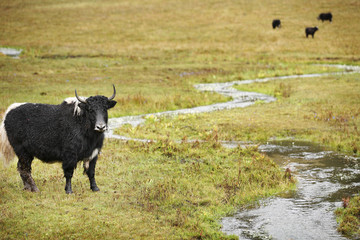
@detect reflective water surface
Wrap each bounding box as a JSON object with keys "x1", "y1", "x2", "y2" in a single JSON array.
[{"x1": 221, "y1": 141, "x2": 360, "y2": 240}]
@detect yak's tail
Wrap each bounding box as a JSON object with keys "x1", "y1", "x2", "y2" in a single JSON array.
[
  {"x1": 0, "y1": 104, "x2": 21, "y2": 166},
  {"x1": 0, "y1": 120, "x2": 15, "y2": 166}
]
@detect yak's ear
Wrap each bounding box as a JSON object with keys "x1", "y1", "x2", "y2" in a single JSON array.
[
  {"x1": 108, "y1": 100, "x2": 117, "y2": 109},
  {"x1": 78, "y1": 102, "x2": 87, "y2": 108},
  {"x1": 78, "y1": 102, "x2": 88, "y2": 111}
]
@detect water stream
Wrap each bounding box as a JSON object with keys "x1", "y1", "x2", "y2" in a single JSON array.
[
  {"x1": 104, "y1": 64, "x2": 360, "y2": 239},
  {"x1": 0, "y1": 47, "x2": 22, "y2": 58},
  {"x1": 107, "y1": 64, "x2": 360, "y2": 136},
  {"x1": 221, "y1": 140, "x2": 360, "y2": 240}
]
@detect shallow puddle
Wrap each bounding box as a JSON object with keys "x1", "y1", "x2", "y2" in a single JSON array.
[
  {"x1": 0, "y1": 47, "x2": 22, "y2": 58},
  {"x1": 221, "y1": 140, "x2": 360, "y2": 240}
]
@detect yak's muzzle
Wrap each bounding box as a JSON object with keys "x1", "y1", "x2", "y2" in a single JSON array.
[{"x1": 95, "y1": 123, "x2": 107, "y2": 132}]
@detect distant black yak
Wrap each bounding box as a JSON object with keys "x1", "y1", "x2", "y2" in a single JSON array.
[
  {"x1": 318, "y1": 12, "x2": 332, "y2": 22},
  {"x1": 305, "y1": 26, "x2": 318, "y2": 38},
  {"x1": 0, "y1": 86, "x2": 117, "y2": 194},
  {"x1": 272, "y1": 19, "x2": 281, "y2": 29}
]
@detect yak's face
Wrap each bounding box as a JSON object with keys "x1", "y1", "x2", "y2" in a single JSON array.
[
  {"x1": 81, "y1": 96, "x2": 117, "y2": 133},
  {"x1": 74, "y1": 85, "x2": 117, "y2": 133}
]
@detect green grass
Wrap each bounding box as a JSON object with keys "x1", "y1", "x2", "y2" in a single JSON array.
[
  {"x1": 0, "y1": 140, "x2": 293, "y2": 239},
  {"x1": 1, "y1": 0, "x2": 360, "y2": 239},
  {"x1": 233, "y1": 73, "x2": 360, "y2": 154},
  {"x1": 115, "y1": 73, "x2": 360, "y2": 155},
  {"x1": 335, "y1": 195, "x2": 360, "y2": 238}
]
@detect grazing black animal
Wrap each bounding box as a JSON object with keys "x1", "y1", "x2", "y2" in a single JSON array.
[
  {"x1": 272, "y1": 19, "x2": 281, "y2": 29},
  {"x1": 318, "y1": 12, "x2": 332, "y2": 22},
  {"x1": 305, "y1": 26, "x2": 318, "y2": 38},
  {"x1": 0, "y1": 85, "x2": 117, "y2": 194}
]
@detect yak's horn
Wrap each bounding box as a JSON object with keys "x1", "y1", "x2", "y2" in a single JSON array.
[
  {"x1": 109, "y1": 84, "x2": 116, "y2": 100},
  {"x1": 75, "y1": 89, "x2": 87, "y2": 104}
]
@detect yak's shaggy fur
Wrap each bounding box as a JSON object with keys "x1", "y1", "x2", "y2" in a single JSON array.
[
  {"x1": 272, "y1": 19, "x2": 281, "y2": 29},
  {"x1": 305, "y1": 26, "x2": 318, "y2": 38},
  {"x1": 318, "y1": 12, "x2": 332, "y2": 22},
  {"x1": 0, "y1": 87, "x2": 116, "y2": 194}
]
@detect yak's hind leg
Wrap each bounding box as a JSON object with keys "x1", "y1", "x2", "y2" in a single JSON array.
[
  {"x1": 84, "y1": 156, "x2": 100, "y2": 192},
  {"x1": 17, "y1": 156, "x2": 39, "y2": 192}
]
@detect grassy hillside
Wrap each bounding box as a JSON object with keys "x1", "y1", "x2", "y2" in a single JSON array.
[{"x1": 1, "y1": 0, "x2": 359, "y2": 239}]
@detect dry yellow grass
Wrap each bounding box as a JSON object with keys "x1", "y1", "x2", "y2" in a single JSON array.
[{"x1": 1, "y1": 0, "x2": 359, "y2": 60}]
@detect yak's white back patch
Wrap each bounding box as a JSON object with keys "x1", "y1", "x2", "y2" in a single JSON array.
[{"x1": 64, "y1": 97, "x2": 87, "y2": 116}]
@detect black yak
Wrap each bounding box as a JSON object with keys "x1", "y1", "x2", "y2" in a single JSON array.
[
  {"x1": 272, "y1": 19, "x2": 281, "y2": 29},
  {"x1": 0, "y1": 85, "x2": 117, "y2": 194},
  {"x1": 318, "y1": 12, "x2": 332, "y2": 22},
  {"x1": 305, "y1": 26, "x2": 318, "y2": 38}
]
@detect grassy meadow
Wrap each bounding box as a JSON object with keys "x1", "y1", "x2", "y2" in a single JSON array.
[
  {"x1": 1, "y1": 0, "x2": 360, "y2": 239},
  {"x1": 123, "y1": 73, "x2": 360, "y2": 155},
  {"x1": 336, "y1": 195, "x2": 360, "y2": 238}
]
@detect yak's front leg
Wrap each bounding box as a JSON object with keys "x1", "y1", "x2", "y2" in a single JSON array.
[
  {"x1": 62, "y1": 154, "x2": 77, "y2": 194},
  {"x1": 63, "y1": 165, "x2": 75, "y2": 194},
  {"x1": 85, "y1": 156, "x2": 100, "y2": 192}
]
